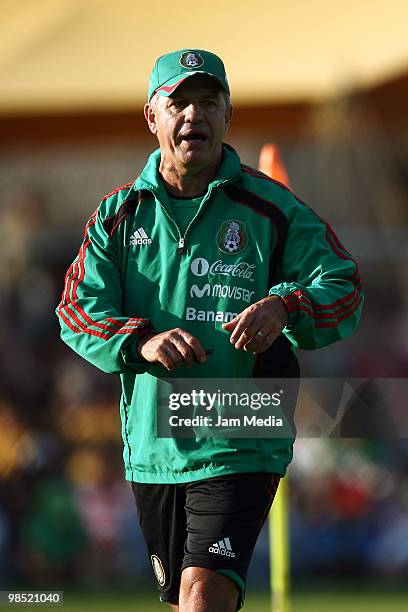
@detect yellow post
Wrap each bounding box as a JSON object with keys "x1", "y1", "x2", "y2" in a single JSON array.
[
  {"x1": 269, "y1": 478, "x2": 290, "y2": 612},
  {"x1": 258, "y1": 143, "x2": 291, "y2": 612}
]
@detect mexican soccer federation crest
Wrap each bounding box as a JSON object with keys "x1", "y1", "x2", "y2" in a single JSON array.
[
  {"x1": 216, "y1": 220, "x2": 248, "y2": 255},
  {"x1": 179, "y1": 51, "x2": 204, "y2": 69},
  {"x1": 151, "y1": 555, "x2": 166, "y2": 586}
]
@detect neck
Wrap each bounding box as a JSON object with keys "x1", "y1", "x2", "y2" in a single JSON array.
[{"x1": 159, "y1": 153, "x2": 222, "y2": 197}]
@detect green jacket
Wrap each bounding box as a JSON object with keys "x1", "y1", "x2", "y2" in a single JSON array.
[{"x1": 56, "y1": 144, "x2": 363, "y2": 483}]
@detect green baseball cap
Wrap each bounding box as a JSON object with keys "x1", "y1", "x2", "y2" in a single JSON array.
[{"x1": 148, "y1": 49, "x2": 230, "y2": 102}]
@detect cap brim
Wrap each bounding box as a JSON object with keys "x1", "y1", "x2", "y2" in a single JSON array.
[{"x1": 154, "y1": 71, "x2": 227, "y2": 98}]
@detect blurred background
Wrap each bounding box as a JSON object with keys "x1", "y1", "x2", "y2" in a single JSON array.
[{"x1": 1, "y1": 1, "x2": 408, "y2": 609}]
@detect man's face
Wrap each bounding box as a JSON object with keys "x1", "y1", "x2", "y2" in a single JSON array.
[{"x1": 144, "y1": 75, "x2": 232, "y2": 173}]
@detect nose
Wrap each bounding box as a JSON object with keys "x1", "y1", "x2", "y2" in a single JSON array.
[{"x1": 184, "y1": 102, "x2": 203, "y2": 122}]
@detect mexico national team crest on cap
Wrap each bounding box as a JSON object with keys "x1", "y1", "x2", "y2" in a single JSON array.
[
  {"x1": 217, "y1": 220, "x2": 248, "y2": 255},
  {"x1": 148, "y1": 48, "x2": 230, "y2": 101},
  {"x1": 179, "y1": 51, "x2": 204, "y2": 69}
]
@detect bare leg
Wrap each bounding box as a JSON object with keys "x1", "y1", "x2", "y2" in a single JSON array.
[{"x1": 179, "y1": 567, "x2": 239, "y2": 612}]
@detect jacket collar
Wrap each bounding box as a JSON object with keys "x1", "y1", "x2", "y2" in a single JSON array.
[{"x1": 133, "y1": 143, "x2": 242, "y2": 197}]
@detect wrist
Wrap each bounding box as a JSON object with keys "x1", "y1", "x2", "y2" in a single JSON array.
[
  {"x1": 136, "y1": 332, "x2": 156, "y2": 358},
  {"x1": 267, "y1": 294, "x2": 289, "y2": 327}
]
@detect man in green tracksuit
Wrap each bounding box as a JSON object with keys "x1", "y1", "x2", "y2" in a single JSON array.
[{"x1": 57, "y1": 49, "x2": 363, "y2": 611}]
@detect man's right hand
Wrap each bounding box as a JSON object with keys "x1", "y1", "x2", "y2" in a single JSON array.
[{"x1": 137, "y1": 328, "x2": 207, "y2": 371}]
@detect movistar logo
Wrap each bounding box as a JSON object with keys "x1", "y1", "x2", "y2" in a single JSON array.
[
  {"x1": 190, "y1": 284, "x2": 211, "y2": 298},
  {"x1": 190, "y1": 283, "x2": 255, "y2": 303}
]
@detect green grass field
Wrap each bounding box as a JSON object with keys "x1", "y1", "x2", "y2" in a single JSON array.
[{"x1": 1, "y1": 585, "x2": 407, "y2": 611}]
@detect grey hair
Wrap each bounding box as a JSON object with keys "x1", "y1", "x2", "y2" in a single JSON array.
[
  {"x1": 149, "y1": 92, "x2": 159, "y2": 111},
  {"x1": 223, "y1": 92, "x2": 232, "y2": 111}
]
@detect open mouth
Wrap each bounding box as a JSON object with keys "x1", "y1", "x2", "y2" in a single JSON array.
[{"x1": 180, "y1": 132, "x2": 208, "y2": 143}]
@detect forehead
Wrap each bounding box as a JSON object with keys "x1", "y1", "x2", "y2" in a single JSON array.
[{"x1": 168, "y1": 74, "x2": 223, "y2": 99}]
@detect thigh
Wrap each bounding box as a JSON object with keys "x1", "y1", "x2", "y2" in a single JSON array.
[
  {"x1": 131, "y1": 482, "x2": 187, "y2": 605},
  {"x1": 182, "y1": 472, "x2": 280, "y2": 608}
]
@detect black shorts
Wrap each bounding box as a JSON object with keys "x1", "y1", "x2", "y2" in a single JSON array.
[{"x1": 131, "y1": 472, "x2": 280, "y2": 609}]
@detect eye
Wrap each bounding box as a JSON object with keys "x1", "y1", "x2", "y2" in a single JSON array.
[
  {"x1": 172, "y1": 99, "x2": 186, "y2": 110},
  {"x1": 202, "y1": 98, "x2": 217, "y2": 110}
]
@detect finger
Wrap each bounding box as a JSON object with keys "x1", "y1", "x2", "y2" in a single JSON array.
[
  {"x1": 156, "y1": 348, "x2": 174, "y2": 371},
  {"x1": 251, "y1": 329, "x2": 280, "y2": 354},
  {"x1": 172, "y1": 338, "x2": 196, "y2": 367},
  {"x1": 158, "y1": 345, "x2": 184, "y2": 371},
  {"x1": 243, "y1": 329, "x2": 267, "y2": 352},
  {"x1": 229, "y1": 312, "x2": 255, "y2": 345},
  {"x1": 177, "y1": 330, "x2": 207, "y2": 364},
  {"x1": 222, "y1": 315, "x2": 241, "y2": 330},
  {"x1": 233, "y1": 318, "x2": 261, "y2": 350}
]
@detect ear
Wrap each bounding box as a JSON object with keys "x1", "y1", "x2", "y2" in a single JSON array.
[{"x1": 144, "y1": 102, "x2": 157, "y2": 135}]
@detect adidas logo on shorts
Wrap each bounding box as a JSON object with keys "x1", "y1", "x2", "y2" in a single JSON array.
[{"x1": 208, "y1": 537, "x2": 236, "y2": 558}]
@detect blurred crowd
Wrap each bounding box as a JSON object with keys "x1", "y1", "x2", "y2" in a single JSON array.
[{"x1": 0, "y1": 136, "x2": 407, "y2": 590}]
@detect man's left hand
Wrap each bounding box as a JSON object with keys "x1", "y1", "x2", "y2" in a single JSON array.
[{"x1": 222, "y1": 295, "x2": 288, "y2": 354}]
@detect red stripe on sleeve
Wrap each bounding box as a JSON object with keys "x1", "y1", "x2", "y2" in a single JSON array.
[
  {"x1": 285, "y1": 291, "x2": 362, "y2": 320},
  {"x1": 101, "y1": 182, "x2": 133, "y2": 202},
  {"x1": 60, "y1": 212, "x2": 150, "y2": 340},
  {"x1": 284, "y1": 283, "x2": 362, "y2": 313},
  {"x1": 57, "y1": 308, "x2": 111, "y2": 340},
  {"x1": 315, "y1": 296, "x2": 363, "y2": 328}
]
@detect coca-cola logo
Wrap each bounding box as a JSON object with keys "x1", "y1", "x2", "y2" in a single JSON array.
[{"x1": 190, "y1": 258, "x2": 255, "y2": 283}]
